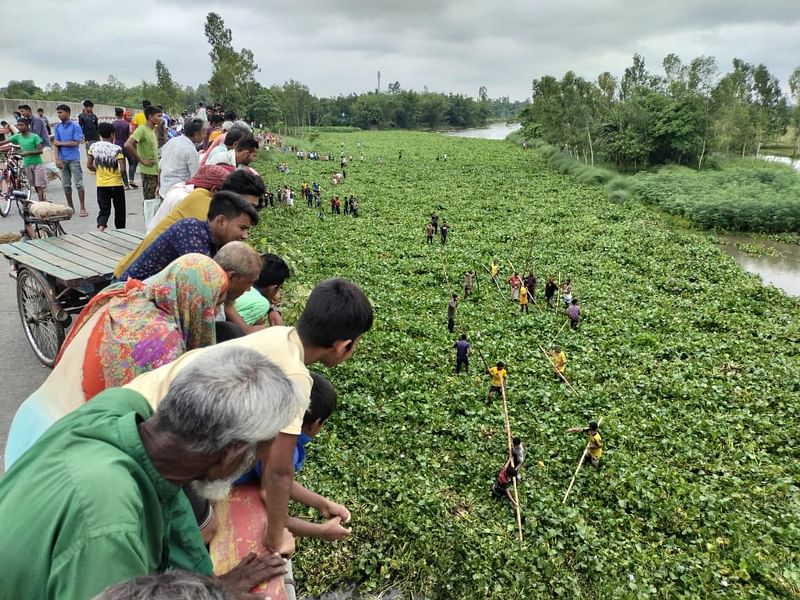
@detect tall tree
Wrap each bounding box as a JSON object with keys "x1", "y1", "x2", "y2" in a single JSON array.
[{"x1": 204, "y1": 12, "x2": 258, "y2": 113}]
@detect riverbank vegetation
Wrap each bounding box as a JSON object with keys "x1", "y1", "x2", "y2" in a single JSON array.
[
  {"x1": 250, "y1": 131, "x2": 799, "y2": 598},
  {"x1": 520, "y1": 54, "x2": 800, "y2": 171}
]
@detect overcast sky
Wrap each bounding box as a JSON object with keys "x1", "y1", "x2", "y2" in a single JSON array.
[{"x1": 6, "y1": 1, "x2": 800, "y2": 100}]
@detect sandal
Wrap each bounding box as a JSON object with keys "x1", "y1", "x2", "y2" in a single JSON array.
[
  {"x1": 129, "y1": 182, "x2": 139, "y2": 189},
  {"x1": 79, "y1": 210, "x2": 89, "y2": 217}
]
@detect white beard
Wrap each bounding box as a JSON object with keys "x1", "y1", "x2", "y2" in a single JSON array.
[{"x1": 191, "y1": 446, "x2": 258, "y2": 501}]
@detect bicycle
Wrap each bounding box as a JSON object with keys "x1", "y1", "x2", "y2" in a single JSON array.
[{"x1": 0, "y1": 152, "x2": 29, "y2": 217}]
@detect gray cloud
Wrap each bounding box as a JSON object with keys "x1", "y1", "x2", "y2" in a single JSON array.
[{"x1": 4, "y1": 0, "x2": 799, "y2": 100}]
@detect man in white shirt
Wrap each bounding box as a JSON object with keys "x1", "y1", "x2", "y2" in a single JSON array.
[
  {"x1": 158, "y1": 119, "x2": 203, "y2": 196},
  {"x1": 194, "y1": 102, "x2": 208, "y2": 123}
]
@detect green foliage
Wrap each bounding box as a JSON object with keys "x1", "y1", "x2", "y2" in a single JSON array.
[
  {"x1": 203, "y1": 12, "x2": 259, "y2": 114},
  {"x1": 522, "y1": 54, "x2": 796, "y2": 171},
  {"x1": 631, "y1": 162, "x2": 800, "y2": 232},
  {"x1": 250, "y1": 131, "x2": 800, "y2": 598}
]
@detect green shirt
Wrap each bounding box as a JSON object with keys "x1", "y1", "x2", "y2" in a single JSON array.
[
  {"x1": 8, "y1": 132, "x2": 44, "y2": 166},
  {"x1": 132, "y1": 124, "x2": 159, "y2": 175},
  {"x1": 234, "y1": 286, "x2": 271, "y2": 326},
  {"x1": 0, "y1": 388, "x2": 212, "y2": 600}
]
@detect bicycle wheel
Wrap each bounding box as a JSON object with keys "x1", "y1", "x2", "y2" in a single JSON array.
[
  {"x1": 0, "y1": 175, "x2": 11, "y2": 217},
  {"x1": 16, "y1": 267, "x2": 65, "y2": 367},
  {"x1": 35, "y1": 224, "x2": 55, "y2": 239}
]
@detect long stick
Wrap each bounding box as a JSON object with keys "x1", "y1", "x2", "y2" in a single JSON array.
[
  {"x1": 563, "y1": 417, "x2": 603, "y2": 504},
  {"x1": 507, "y1": 258, "x2": 516, "y2": 273},
  {"x1": 439, "y1": 250, "x2": 452, "y2": 292},
  {"x1": 550, "y1": 319, "x2": 569, "y2": 345},
  {"x1": 538, "y1": 345, "x2": 578, "y2": 394},
  {"x1": 481, "y1": 264, "x2": 503, "y2": 295},
  {"x1": 500, "y1": 382, "x2": 524, "y2": 546}
]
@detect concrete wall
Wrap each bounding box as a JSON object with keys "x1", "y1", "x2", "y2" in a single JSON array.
[{"x1": 0, "y1": 98, "x2": 133, "y2": 124}]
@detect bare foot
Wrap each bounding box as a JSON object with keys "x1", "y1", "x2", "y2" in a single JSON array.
[{"x1": 79, "y1": 210, "x2": 88, "y2": 217}]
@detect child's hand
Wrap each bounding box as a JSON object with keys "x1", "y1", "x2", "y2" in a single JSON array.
[
  {"x1": 320, "y1": 516, "x2": 352, "y2": 541},
  {"x1": 322, "y1": 500, "x2": 351, "y2": 524}
]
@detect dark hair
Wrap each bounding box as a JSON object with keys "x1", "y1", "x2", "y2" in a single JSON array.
[
  {"x1": 296, "y1": 278, "x2": 373, "y2": 348},
  {"x1": 183, "y1": 119, "x2": 204, "y2": 138},
  {"x1": 497, "y1": 362, "x2": 505, "y2": 368},
  {"x1": 505, "y1": 466, "x2": 518, "y2": 477},
  {"x1": 83, "y1": 100, "x2": 94, "y2": 107},
  {"x1": 56, "y1": 104, "x2": 70, "y2": 113},
  {"x1": 209, "y1": 114, "x2": 224, "y2": 125},
  {"x1": 224, "y1": 111, "x2": 237, "y2": 121},
  {"x1": 144, "y1": 105, "x2": 161, "y2": 118},
  {"x1": 303, "y1": 372, "x2": 337, "y2": 427},
  {"x1": 16, "y1": 117, "x2": 30, "y2": 125},
  {"x1": 98, "y1": 122, "x2": 115, "y2": 138},
  {"x1": 588, "y1": 421, "x2": 598, "y2": 431},
  {"x1": 224, "y1": 129, "x2": 245, "y2": 146},
  {"x1": 115, "y1": 107, "x2": 124, "y2": 117},
  {"x1": 36, "y1": 107, "x2": 44, "y2": 113},
  {"x1": 236, "y1": 137, "x2": 259, "y2": 152},
  {"x1": 17, "y1": 104, "x2": 31, "y2": 111},
  {"x1": 460, "y1": 333, "x2": 467, "y2": 340},
  {"x1": 198, "y1": 102, "x2": 205, "y2": 107},
  {"x1": 256, "y1": 254, "x2": 290, "y2": 288},
  {"x1": 512, "y1": 437, "x2": 521, "y2": 446},
  {"x1": 207, "y1": 191, "x2": 259, "y2": 226},
  {"x1": 220, "y1": 170, "x2": 266, "y2": 198},
  {"x1": 571, "y1": 298, "x2": 578, "y2": 304},
  {"x1": 142, "y1": 100, "x2": 152, "y2": 108}
]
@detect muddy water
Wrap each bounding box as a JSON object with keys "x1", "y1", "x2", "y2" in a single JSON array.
[
  {"x1": 719, "y1": 235, "x2": 800, "y2": 296},
  {"x1": 443, "y1": 122, "x2": 521, "y2": 139}
]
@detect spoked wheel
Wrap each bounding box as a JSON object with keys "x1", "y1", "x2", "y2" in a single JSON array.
[
  {"x1": 0, "y1": 176, "x2": 11, "y2": 217},
  {"x1": 16, "y1": 267, "x2": 65, "y2": 367},
  {"x1": 35, "y1": 224, "x2": 55, "y2": 239}
]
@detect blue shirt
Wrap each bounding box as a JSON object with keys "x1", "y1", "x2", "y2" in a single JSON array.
[
  {"x1": 454, "y1": 340, "x2": 470, "y2": 360},
  {"x1": 120, "y1": 219, "x2": 216, "y2": 282},
  {"x1": 54, "y1": 120, "x2": 83, "y2": 161},
  {"x1": 234, "y1": 432, "x2": 312, "y2": 486}
]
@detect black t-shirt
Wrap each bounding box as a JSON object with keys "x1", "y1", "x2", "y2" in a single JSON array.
[
  {"x1": 78, "y1": 112, "x2": 99, "y2": 141},
  {"x1": 545, "y1": 281, "x2": 557, "y2": 297}
]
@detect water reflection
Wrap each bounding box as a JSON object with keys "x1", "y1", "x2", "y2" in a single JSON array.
[
  {"x1": 443, "y1": 122, "x2": 521, "y2": 140},
  {"x1": 719, "y1": 235, "x2": 800, "y2": 296}
]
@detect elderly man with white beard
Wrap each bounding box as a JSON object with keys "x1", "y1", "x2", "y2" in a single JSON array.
[{"x1": 0, "y1": 345, "x2": 305, "y2": 600}]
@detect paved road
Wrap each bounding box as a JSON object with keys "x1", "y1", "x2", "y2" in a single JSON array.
[{"x1": 0, "y1": 152, "x2": 146, "y2": 470}]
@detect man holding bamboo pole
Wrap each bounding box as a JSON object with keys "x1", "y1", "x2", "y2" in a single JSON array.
[{"x1": 566, "y1": 421, "x2": 603, "y2": 470}]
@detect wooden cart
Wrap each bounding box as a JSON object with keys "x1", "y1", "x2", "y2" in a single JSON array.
[{"x1": 0, "y1": 229, "x2": 144, "y2": 367}]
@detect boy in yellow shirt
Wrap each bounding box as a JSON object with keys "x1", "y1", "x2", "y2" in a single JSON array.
[
  {"x1": 486, "y1": 361, "x2": 507, "y2": 404},
  {"x1": 567, "y1": 421, "x2": 603, "y2": 470},
  {"x1": 551, "y1": 344, "x2": 567, "y2": 381}
]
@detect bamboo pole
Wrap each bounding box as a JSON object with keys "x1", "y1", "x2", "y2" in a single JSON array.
[
  {"x1": 538, "y1": 345, "x2": 578, "y2": 394},
  {"x1": 500, "y1": 382, "x2": 524, "y2": 546},
  {"x1": 481, "y1": 264, "x2": 503, "y2": 295},
  {"x1": 550, "y1": 319, "x2": 570, "y2": 345},
  {"x1": 439, "y1": 250, "x2": 452, "y2": 292},
  {"x1": 562, "y1": 417, "x2": 603, "y2": 504}
]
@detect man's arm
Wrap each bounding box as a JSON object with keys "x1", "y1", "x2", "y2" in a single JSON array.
[
  {"x1": 186, "y1": 146, "x2": 200, "y2": 178},
  {"x1": 87, "y1": 152, "x2": 96, "y2": 172},
  {"x1": 287, "y1": 515, "x2": 351, "y2": 541},
  {"x1": 290, "y1": 480, "x2": 351, "y2": 522},
  {"x1": 259, "y1": 433, "x2": 297, "y2": 554},
  {"x1": 224, "y1": 304, "x2": 264, "y2": 335},
  {"x1": 124, "y1": 135, "x2": 142, "y2": 163}
]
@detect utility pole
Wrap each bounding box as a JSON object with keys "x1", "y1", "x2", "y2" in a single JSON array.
[{"x1": 377, "y1": 70, "x2": 381, "y2": 93}]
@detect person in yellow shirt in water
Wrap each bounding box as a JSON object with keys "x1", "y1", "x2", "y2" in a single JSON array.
[
  {"x1": 486, "y1": 361, "x2": 507, "y2": 404},
  {"x1": 567, "y1": 421, "x2": 603, "y2": 470},
  {"x1": 489, "y1": 259, "x2": 499, "y2": 283},
  {"x1": 519, "y1": 284, "x2": 529, "y2": 313},
  {"x1": 551, "y1": 344, "x2": 567, "y2": 381}
]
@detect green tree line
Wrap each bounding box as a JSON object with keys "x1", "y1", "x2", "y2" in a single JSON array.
[{"x1": 520, "y1": 54, "x2": 800, "y2": 171}]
